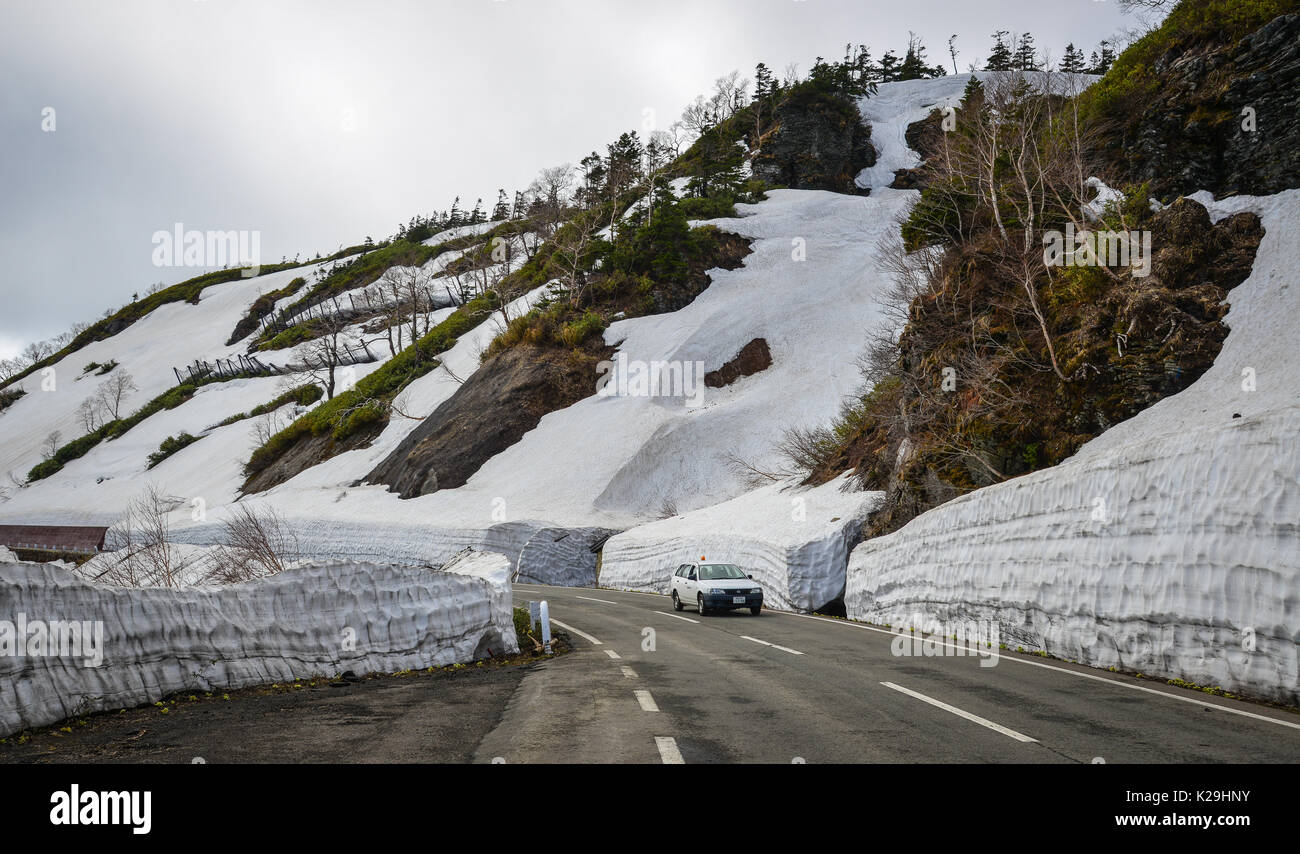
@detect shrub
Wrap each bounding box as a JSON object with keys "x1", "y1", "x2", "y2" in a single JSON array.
[{"x1": 147, "y1": 432, "x2": 200, "y2": 469}]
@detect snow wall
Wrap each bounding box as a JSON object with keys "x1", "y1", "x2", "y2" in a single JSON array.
[
  {"x1": 599, "y1": 476, "x2": 880, "y2": 612},
  {"x1": 0, "y1": 556, "x2": 517, "y2": 736},
  {"x1": 846, "y1": 191, "x2": 1300, "y2": 705}
]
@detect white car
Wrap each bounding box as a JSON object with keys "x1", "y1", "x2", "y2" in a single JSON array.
[{"x1": 670, "y1": 562, "x2": 763, "y2": 616}]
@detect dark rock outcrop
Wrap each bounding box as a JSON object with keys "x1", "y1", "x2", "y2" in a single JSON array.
[
  {"x1": 366, "y1": 343, "x2": 613, "y2": 498},
  {"x1": 1101, "y1": 12, "x2": 1300, "y2": 198},
  {"x1": 751, "y1": 89, "x2": 876, "y2": 193},
  {"x1": 704, "y1": 338, "x2": 772, "y2": 388},
  {"x1": 890, "y1": 108, "x2": 947, "y2": 189}
]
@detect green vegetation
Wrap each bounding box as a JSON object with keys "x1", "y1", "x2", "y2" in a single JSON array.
[
  {"x1": 212, "y1": 383, "x2": 324, "y2": 428},
  {"x1": 1081, "y1": 0, "x2": 1298, "y2": 124},
  {"x1": 226, "y1": 276, "x2": 308, "y2": 345},
  {"x1": 146, "y1": 432, "x2": 200, "y2": 469},
  {"x1": 485, "y1": 187, "x2": 752, "y2": 360},
  {"x1": 243, "y1": 295, "x2": 497, "y2": 479},
  {"x1": 0, "y1": 387, "x2": 24, "y2": 412}
]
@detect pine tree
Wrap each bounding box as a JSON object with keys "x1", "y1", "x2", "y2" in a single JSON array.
[
  {"x1": 1012, "y1": 33, "x2": 1039, "y2": 71},
  {"x1": 1093, "y1": 40, "x2": 1117, "y2": 74},
  {"x1": 491, "y1": 189, "x2": 510, "y2": 221},
  {"x1": 985, "y1": 31, "x2": 1013, "y2": 71},
  {"x1": 469, "y1": 198, "x2": 484, "y2": 224},
  {"x1": 878, "y1": 50, "x2": 900, "y2": 83},
  {"x1": 754, "y1": 62, "x2": 773, "y2": 103},
  {"x1": 899, "y1": 33, "x2": 936, "y2": 81},
  {"x1": 1060, "y1": 43, "x2": 1086, "y2": 74}
]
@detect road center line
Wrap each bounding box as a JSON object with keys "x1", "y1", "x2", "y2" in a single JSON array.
[
  {"x1": 881, "y1": 681, "x2": 1038, "y2": 743},
  {"x1": 655, "y1": 736, "x2": 685, "y2": 764},
  {"x1": 621, "y1": 666, "x2": 637, "y2": 678},
  {"x1": 575, "y1": 595, "x2": 618, "y2": 605},
  {"x1": 635, "y1": 690, "x2": 660, "y2": 712},
  {"x1": 550, "y1": 618, "x2": 603, "y2": 646},
  {"x1": 604, "y1": 649, "x2": 621, "y2": 659},
  {"x1": 655, "y1": 611, "x2": 700, "y2": 623},
  {"x1": 740, "y1": 635, "x2": 804, "y2": 655}
]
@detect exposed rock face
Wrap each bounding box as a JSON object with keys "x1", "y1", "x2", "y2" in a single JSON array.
[
  {"x1": 705, "y1": 337, "x2": 772, "y2": 388},
  {"x1": 889, "y1": 108, "x2": 946, "y2": 189},
  {"x1": 751, "y1": 89, "x2": 876, "y2": 193},
  {"x1": 1104, "y1": 13, "x2": 1300, "y2": 197},
  {"x1": 367, "y1": 343, "x2": 612, "y2": 498}
]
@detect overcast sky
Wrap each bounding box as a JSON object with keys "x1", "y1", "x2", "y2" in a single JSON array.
[{"x1": 0, "y1": 0, "x2": 1149, "y2": 360}]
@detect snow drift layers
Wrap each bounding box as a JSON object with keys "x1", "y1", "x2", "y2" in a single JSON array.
[
  {"x1": 599, "y1": 476, "x2": 880, "y2": 612},
  {"x1": 0, "y1": 557, "x2": 517, "y2": 736},
  {"x1": 171, "y1": 517, "x2": 614, "y2": 588},
  {"x1": 845, "y1": 407, "x2": 1300, "y2": 705}
]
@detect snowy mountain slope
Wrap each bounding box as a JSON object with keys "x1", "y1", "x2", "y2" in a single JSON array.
[
  {"x1": 1, "y1": 74, "x2": 979, "y2": 590},
  {"x1": 846, "y1": 188, "x2": 1300, "y2": 702},
  {"x1": 0, "y1": 263, "x2": 324, "y2": 495}
]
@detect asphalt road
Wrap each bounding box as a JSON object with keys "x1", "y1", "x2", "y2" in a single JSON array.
[{"x1": 479, "y1": 583, "x2": 1300, "y2": 764}]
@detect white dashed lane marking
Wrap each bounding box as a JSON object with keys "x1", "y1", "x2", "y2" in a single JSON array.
[
  {"x1": 740, "y1": 635, "x2": 804, "y2": 655},
  {"x1": 881, "y1": 681, "x2": 1038, "y2": 743},
  {"x1": 655, "y1": 736, "x2": 685, "y2": 764},
  {"x1": 655, "y1": 611, "x2": 700, "y2": 624},
  {"x1": 635, "y1": 690, "x2": 660, "y2": 712},
  {"x1": 551, "y1": 619, "x2": 602, "y2": 646}
]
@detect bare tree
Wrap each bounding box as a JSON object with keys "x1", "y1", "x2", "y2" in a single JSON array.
[
  {"x1": 90, "y1": 484, "x2": 194, "y2": 588},
  {"x1": 77, "y1": 397, "x2": 105, "y2": 433},
  {"x1": 203, "y1": 504, "x2": 300, "y2": 584},
  {"x1": 300, "y1": 313, "x2": 350, "y2": 400},
  {"x1": 549, "y1": 215, "x2": 603, "y2": 308},
  {"x1": 41, "y1": 430, "x2": 62, "y2": 460},
  {"x1": 96, "y1": 370, "x2": 137, "y2": 420}
]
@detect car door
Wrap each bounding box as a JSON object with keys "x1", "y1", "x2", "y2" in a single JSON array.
[
  {"x1": 671, "y1": 565, "x2": 687, "y2": 597},
  {"x1": 684, "y1": 564, "x2": 698, "y2": 599}
]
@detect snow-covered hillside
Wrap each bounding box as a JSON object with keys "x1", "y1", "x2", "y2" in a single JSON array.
[{"x1": 6, "y1": 68, "x2": 1295, "y2": 704}]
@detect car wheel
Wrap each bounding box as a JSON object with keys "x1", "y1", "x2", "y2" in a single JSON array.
[
  {"x1": 697, "y1": 593, "x2": 708, "y2": 616},
  {"x1": 672, "y1": 591, "x2": 683, "y2": 611},
  {"x1": 750, "y1": 606, "x2": 761, "y2": 616}
]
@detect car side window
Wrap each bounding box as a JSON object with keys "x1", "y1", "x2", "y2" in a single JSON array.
[{"x1": 687, "y1": 566, "x2": 697, "y2": 580}]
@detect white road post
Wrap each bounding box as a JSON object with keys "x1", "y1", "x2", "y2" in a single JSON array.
[{"x1": 539, "y1": 600, "x2": 552, "y2": 653}]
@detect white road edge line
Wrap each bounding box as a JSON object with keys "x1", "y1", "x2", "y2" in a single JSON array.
[
  {"x1": 575, "y1": 595, "x2": 618, "y2": 605},
  {"x1": 881, "y1": 681, "x2": 1038, "y2": 743},
  {"x1": 550, "y1": 618, "x2": 603, "y2": 646},
  {"x1": 604, "y1": 649, "x2": 621, "y2": 659},
  {"x1": 656, "y1": 611, "x2": 700, "y2": 623},
  {"x1": 785, "y1": 613, "x2": 1300, "y2": 731},
  {"x1": 635, "y1": 690, "x2": 660, "y2": 712},
  {"x1": 621, "y1": 666, "x2": 637, "y2": 678},
  {"x1": 655, "y1": 736, "x2": 685, "y2": 764},
  {"x1": 740, "y1": 635, "x2": 804, "y2": 655}
]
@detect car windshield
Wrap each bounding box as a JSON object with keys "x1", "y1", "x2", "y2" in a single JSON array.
[{"x1": 699, "y1": 564, "x2": 746, "y2": 580}]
